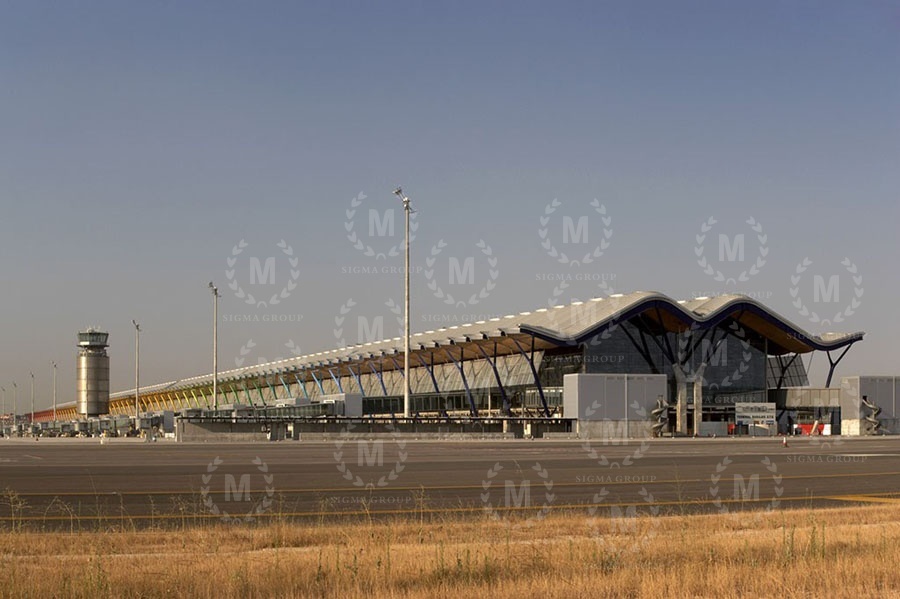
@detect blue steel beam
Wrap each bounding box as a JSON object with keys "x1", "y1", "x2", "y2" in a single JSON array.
[
  {"x1": 510, "y1": 336, "x2": 550, "y2": 417},
  {"x1": 327, "y1": 367, "x2": 344, "y2": 394},
  {"x1": 309, "y1": 369, "x2": 325, "y2": 395},
  {"x1": 347, "y1": 364, "x2": 365, "y2": 395},
  {"x1": 294, "y1": 373, "x2": 309, "y2": 399},
  {"x1": 475, "y1": 342, "x2": 510, "y2": 415},
  {"x1": 444, "y1": 346, "x2": 478, "y2": 417},
  {"x1": 278, "y1": 373, "x2": 291, "y2": 398},
  {"x1": 388, "y1": 355, "x2": 404, "y2": 375},
  {"x1": 416, "y1": 353, "x2": 440, "y2": 393},
  {"x1": 369, "y1": 362, "x2": 388, "y2": 396}
]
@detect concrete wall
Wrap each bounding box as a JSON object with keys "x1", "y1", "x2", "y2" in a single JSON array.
[
  {"x1": 563, "y1": 373, "x2": 666, "y2": 439},
  {"x1": 177, "y1": 420, "x2": 286, "y2": 442},
  {"x1": 699, "y1": 421, "x2": 729, "y2": 436},
  {"x1": 842, "y1": 376, "x2": 900, "y2": 420}
]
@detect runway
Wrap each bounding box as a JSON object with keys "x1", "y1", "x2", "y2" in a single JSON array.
[{"x1": 1, "y1": 436, "x2": 899, "y2": 527}]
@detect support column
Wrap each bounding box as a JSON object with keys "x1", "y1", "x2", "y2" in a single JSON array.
[
  {"x1": 692, "y1": 365, "x2": 706, "y2": 436},
  {"x1": 674, "y1": 365, "x2": 688, "y2": 435}
]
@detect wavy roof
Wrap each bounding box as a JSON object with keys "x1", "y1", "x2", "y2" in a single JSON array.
[
  {"x1": 518, "y1": 291, "x2": 863, "y2": 353},
  {"x1": 109, "y1": 291, "x2": 862, "y2": 399}
]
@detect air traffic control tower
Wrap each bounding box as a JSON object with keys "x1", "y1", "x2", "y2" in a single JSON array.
[{"x1": 76, "y1": 328, "x2": 110, "y2": 417}]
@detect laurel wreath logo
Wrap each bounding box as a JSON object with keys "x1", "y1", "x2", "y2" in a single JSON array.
[
  {"x1": 234, "y1": 339, "x2": 305, "y2": 369},
  {"x1": 695, "y1": 217, "x2": 768, "y2": 284},
  {"x1": 200, "y1": 456, "x2": 275, "y2": 524},
  {"x1": 581, "y1": 400, "x2": 652, "y2": 467},
  {"x1": 805, "y1": 379, "x2": 851, "y2": 449},
  {"x1": 789, "y1": 258, "x2": 863, "y2": 326},
  {"x1": 586, "y1": 486, "x2": 660, "y2": 554},
  {"x1": 333, "y1": 298, "x2": 404, "y2": 348},
  {"x1": 345, "y1": 191, "x2": 419, "y2": 259},
  {"x1": 538, "y1": 199, "x2": 612, "y2": 266},
  {"x1": 709, "y1": 456, "x2": 783, "y2": 524},
  {"x1": 333, "y1": 421, "x2": 408, "y2": 489},
  {"x1": 676, "y1": 321, "x2": 752, "y2": 390},
  {"x1": 233, "y1": 339, "x2": 257, "y2": 368},
  {"x1": 424, "y1": 240, "x2": 499, "y2": 308},
  {"x1": 480, "y1": 462, "x2": 555, "y2": 524},
  {"x1": 285, "y1": 339, "x2": 303, "y2": 356},
  {"x1": 225, "y1": 239, "x2": 300, "y2": 308}
]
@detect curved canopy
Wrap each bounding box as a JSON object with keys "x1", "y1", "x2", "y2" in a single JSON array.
[
  {"x1": 109, "y1": 291, "x2": 863, "y2": 400},
  {"x1": 519, "y1": 291, "x2": 863, "y2": 355}
]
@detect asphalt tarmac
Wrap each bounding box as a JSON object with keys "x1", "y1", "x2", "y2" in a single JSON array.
[{"x1": 1, "y1": 436, "x2": 899, "y2": 527}]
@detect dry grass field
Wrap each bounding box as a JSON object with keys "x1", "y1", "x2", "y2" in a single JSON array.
[{"x1": 1, "y1": 504, "x2": 900, "y2": 598}]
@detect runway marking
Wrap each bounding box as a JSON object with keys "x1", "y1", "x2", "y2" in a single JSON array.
[
  {"x1": 828, "y1": 494, "x2": 900, "y2": 504},
  {"x1": 6, "y1": 468, "x2": 900, "y2": 497},
  {"x1": 0, "y1": 493, "x2": 889, "y2": 522}
]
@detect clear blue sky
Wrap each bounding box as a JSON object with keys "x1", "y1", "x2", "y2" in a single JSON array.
[{"x1": 1, "y1": 1, "x2": 897, "y2": 408}]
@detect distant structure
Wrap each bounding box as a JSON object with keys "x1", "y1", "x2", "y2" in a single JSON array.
[{"x1": 76, "y1": 328, "x2": 109, "y2": 417}]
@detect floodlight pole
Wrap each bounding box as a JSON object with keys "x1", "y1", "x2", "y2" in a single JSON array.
[
  {"x1": 1, "y1": 387, "x2": 5, "y2": 428},
  {"x1": 132, "y1": 321, "x2": 141, "y2": 424},
  {"x1": 51, "y1": 362, "x2": 57, "y2": 425},
  {"x1": 209, "y1": 283, "x2": 220, "y2": 411},
  {"x1": 393, "y1": 187, "x2": 412, "y2": 418},
  {"x1": 30, "y1": 372, "x2": 34, "y2": 428},
  {"x1": 12, "y1": 382, "x2": 17, "y2": 428}
]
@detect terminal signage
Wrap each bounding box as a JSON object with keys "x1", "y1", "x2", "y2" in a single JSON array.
[{"x1": 734, "y1": 402, "x2": 776, "y2": 425}]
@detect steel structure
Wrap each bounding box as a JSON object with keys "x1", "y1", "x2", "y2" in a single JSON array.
[{"x1": 32, "y1": 293, "x2": 863, "y2": 424}]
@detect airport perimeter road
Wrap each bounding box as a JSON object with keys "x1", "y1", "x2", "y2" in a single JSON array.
[{"x1": 1, "y1": 437, "x2": 899, "y2": 527}]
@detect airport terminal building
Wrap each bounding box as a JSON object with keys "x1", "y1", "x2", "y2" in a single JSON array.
[{"x1": 26, "y1": 291, "x2": 890, "y2": 439}]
